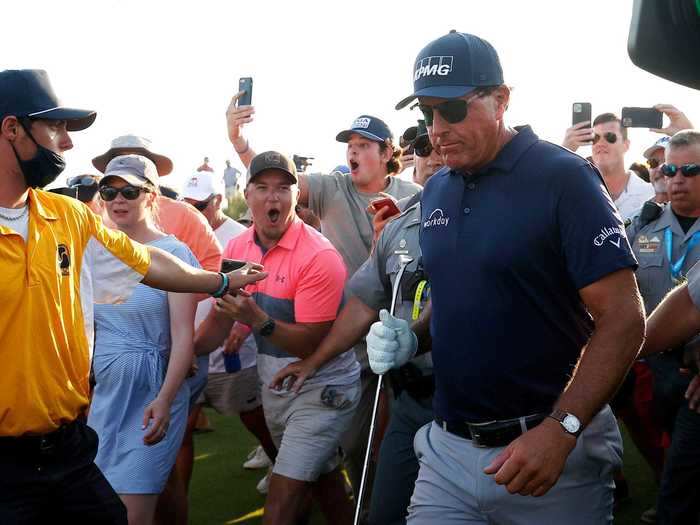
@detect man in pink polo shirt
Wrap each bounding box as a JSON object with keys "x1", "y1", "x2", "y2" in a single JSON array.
[{"x1": 196, "y1": 151, "x2": 360, "y2": 525}]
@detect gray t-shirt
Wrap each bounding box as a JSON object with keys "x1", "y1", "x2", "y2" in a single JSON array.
[{"x1": 305, "y1": 171, "x2": 421, "y2": 277}]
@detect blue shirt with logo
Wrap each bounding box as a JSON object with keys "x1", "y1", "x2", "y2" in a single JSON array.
[{"x1": 420, "y1": 126, "x2": 637, "y2": 423}]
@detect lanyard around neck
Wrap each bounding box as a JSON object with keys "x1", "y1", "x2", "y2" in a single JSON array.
[{"x1": 665, "y1": 227, "x2": 700, "y2": 281}]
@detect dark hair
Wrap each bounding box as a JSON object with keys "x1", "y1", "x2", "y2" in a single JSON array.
[
  {"x1": 629, "y1": 162, "x2": 650, "y2": 183},
  {"x1": 379, "y1": 140, "x2": 403, "y2": 175},
  {"x1": 593, "y1": 113, "x2": 628, "y2": 140}
]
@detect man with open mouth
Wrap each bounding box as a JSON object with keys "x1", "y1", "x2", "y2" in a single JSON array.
[
  {"x1": 195, "y1": 151, "x2": 360, "y2": 525},
  {"x1": 226, "y1": 96, "x2": 421, "y2": 497}
]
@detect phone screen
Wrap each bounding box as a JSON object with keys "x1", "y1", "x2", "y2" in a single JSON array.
[{"x1": 238, "y1": 77, "x2": 253, "y2": 106}]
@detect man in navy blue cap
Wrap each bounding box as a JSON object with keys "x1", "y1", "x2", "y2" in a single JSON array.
[
  {"x1": 226, "y1": 100, "x2": 420, "y2": 495},
  {"x1": 0, "y1": 70, "x2": 266, "y2": 524},
  {"x1": 367, "y1": 31, "x2": 646, "y2": 523}
]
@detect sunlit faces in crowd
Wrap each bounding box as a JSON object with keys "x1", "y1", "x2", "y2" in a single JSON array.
[
  {"x1": 100, "y1": 176, "x2": 157, "y2": 229},
  {"x1": 664, "y1": 141, "x2": 700, "y2": 216},
  {"x1": 591, "y1": 120, "x2": 629, "y2": 172},
  {"x1": 245, "y1": 170, "x2": 298, "y2": 244},
  {"x1": 346, "y1": 134, "x2": 393, "y2": 186}
]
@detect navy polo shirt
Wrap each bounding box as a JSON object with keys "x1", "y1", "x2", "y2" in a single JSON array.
[{"x1": 421, "y1": 125, "x2": 637, "y2": 423}]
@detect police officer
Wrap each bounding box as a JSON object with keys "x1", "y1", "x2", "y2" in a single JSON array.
[
  {"x1": 634, "y1": 130, "x2": 700, "y2": 525},
  {"x1": 271, "y1": 123, "x2": 442, "y2": 524},
  {"x1": 367, "y1": 32, "x2": 645, "y2": 524}
]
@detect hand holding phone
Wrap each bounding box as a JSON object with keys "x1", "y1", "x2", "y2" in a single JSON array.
[
  {"x1": 371, "y1": 197, "x2": 401, "y2": 218},
  {"x1": 621, "y1": 107, "x2": 663, "y2": 129},
  {"x1": 237, "y1": 77, "x2": 253, "y2": 107}
]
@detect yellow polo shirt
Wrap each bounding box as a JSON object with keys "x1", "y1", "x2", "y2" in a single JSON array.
[{"x1": 0, "y1": 189, "x2": 151, "y2": 436}]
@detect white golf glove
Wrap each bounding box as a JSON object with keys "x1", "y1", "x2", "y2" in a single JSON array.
[{"x1": 367, "y1": 309, "x2": 418, "y2": 375}]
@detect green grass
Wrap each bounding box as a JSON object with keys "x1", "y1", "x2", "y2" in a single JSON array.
[{"x1": 190, "y1": 410, "x2": 656, "y2": 524}]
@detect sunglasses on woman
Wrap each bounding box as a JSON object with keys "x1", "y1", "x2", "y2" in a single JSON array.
[
  {"x1": 592, "y1": 132, "x2": 618, "y2": 145},
  {"x1": 191, "y1": 196, "x2": 214, "y2": 211},
  {"x1": 646, "y1": 158, "x2": 661, "y2": 169},
  {"x1": 661, "y1": 163, "x2": 700, "y2": 178},
  {"x1": 99, "y1": 185, "x2": 151, "y2": 201}
]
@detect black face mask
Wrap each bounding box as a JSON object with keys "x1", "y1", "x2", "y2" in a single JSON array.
[{"x1": 11, "y1": 120, "x2": 66, "y2": 188}]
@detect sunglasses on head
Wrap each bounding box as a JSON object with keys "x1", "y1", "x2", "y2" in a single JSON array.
[
  {"x1": 99, "y1": 185, "x2": 151, "y2": 201},
  {"x1": 647, "y1": 158, "x2": 662, "y2": 169},
  {"x1": 661, "y1": 163, "x2": 700, "y2": 178},
  {"x1": 592, "y1": 132, "x2": 618, "y2": 145},
  {"x1": 67, "y1": 175, "x2": 99, "y2": 188}
]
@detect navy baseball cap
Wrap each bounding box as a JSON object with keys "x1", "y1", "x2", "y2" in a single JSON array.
[
  {"x1": 395, "y1": 31, "x2": 503, "y2": 110},
  {"x1": 336, "y1": 115, "x2": 393, "y2": 143},
  {"x1": 0, "y1": 69, "x2": 96, "y2": 131}
]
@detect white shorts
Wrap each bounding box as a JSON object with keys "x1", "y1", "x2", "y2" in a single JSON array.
[{"x1": 262, "y1": 381, "x2": 360, "y2": 482}]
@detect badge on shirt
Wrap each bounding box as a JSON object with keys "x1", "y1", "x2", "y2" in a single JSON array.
[
  {"x1": 57, "y1": 244, "x2": 71, "y2": 276},
  {"x1": 637, "y1": 235, "x2": 661, "y2": 254}
]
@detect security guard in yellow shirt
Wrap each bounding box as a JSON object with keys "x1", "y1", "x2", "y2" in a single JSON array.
[{"x1": 0, "y1": 70, "x2": 266, "y2": 525}]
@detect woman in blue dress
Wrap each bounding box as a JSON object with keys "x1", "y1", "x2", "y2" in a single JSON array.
[{"x1": 88, "y1": 154, "x2": 198, "y2": 525}]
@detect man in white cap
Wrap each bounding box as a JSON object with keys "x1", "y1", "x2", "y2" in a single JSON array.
[{"x1": 182, "y1": 170, "x2": 277, "y2": 494}]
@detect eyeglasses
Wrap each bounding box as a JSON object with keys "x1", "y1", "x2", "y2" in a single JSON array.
[
  {"x1": 418, "y1": 91, "x2": 485, "y2": 127},
  {"x1": 191, "y1": 196, "x2": 213, "y2": 211},
  {"x1": 592, "y1": 132, "x2": 618, "y2": 145},
  {"x1": 99, "y1": 185, "x2": 151, "y2": 201},
  {"x1": 661, "y1": 163, "x2": 700, "y2": 178},
  {"x1": 414, "y1": 139, "x2": 433, "y2": 158},
  {"x1": 647, "y1": 158, "x2": 661, "y2": 169},
  {"x1": 67, "y1": 175, "x2": 99, "y2": 188}
]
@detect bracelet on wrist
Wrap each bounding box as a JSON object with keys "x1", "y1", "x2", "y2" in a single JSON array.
[
  {"x1": 211, "y1": 272, "x2": 229, "y2": 298},
  {"x1": 234, "y1": 139, "x2": 249, "y2": 155}
]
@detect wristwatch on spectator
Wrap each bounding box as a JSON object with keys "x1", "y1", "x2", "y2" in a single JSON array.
[
  {"x1": 548, "y1": 409, "x2": 583, "y2": 437},
  {"x1": 255, "y1": 317, "x2": 276, "y2": 337}
]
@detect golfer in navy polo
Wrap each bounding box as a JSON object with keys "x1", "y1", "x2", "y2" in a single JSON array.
[{"x1": 367, "y1": 31, "x2": 645, "y2": 524}]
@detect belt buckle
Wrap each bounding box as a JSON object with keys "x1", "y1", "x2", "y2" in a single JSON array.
[
  {"x1": 38, "y1": 437, "x2": 55, "y2": 455},
  {"x1": 467, "y1": 420, "x2": 497, "y2": 448}
]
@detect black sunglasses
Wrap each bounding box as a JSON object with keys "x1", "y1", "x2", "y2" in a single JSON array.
[
  {"x1": 592, "y1": 132, "x2": 618, "y2": 145},
  {"x1": 647, "y1": 158, "x2": 661, "y2": 169},
  {"x1": 418, "y1": 99, "x2": 469, "y2": 127},
  {"x1": 99, "y1": 185, "x2": 151, "y2": 201},
  {"x1": 414, "y1": 139, "x2": 433, "y2": 158},
  {"x1": 661, "y1": 163, "x2": 700, "y2": 178},
  {"x1": 191, "y1": 196, "x2": 214, "y2": 211}
]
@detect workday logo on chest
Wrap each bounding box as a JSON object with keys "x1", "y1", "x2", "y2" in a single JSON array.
[{"x1": 423, "y1": 208, "x2": 450, "y2": 229}]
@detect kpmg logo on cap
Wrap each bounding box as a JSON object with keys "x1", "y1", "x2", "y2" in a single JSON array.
[
  {"x1": 352, "y1": 117, "x2": 371, "y2": 129},
  {"x1": 264, "y1": 152, "x2": 281, "y2": 164},
  {"x1": 414, "y1": 56, "x2": 454, "y2": 81}
]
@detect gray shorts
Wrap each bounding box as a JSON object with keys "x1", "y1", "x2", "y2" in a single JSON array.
[
  {"x1": 262, "y1": 381, "x2": 360, "y2": 482},
  {"x1": 408, "y1": 405, "x2": 622, "y2": 524},
  {"x1": 196, "y1": 367, "x2": 261, "y2": 416}
]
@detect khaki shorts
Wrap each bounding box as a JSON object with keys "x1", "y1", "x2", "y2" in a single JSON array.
[
  {"x1": 262, "y1": 381, "x2": 360, "y2": 482},
  {"x1": 196, "y1": 366, "x2": 262, "y2": 416}
]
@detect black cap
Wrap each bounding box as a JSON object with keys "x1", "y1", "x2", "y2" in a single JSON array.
[
  {"x1": 0, "y1": 69, "x2": 96, "y2": 131},
  {"x1": 248, "y1": 151, "x2": 298, "y2": 184}
]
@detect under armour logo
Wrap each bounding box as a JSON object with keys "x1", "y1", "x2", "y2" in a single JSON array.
[{"x1": 275, "y1": 275, "x2": 286, "y2": 283}]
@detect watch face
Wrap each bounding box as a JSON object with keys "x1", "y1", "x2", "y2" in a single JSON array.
[{"x1": 562, "y1": 414, "x2": 581, "y2": 433}]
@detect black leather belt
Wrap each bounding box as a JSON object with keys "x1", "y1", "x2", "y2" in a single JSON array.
[
  {"x1": 435, "y1": 414, "x2": 546, "y2": 448},
  {"x1": 0, "y1": 420, "x2": 77, "y2": 456}
]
